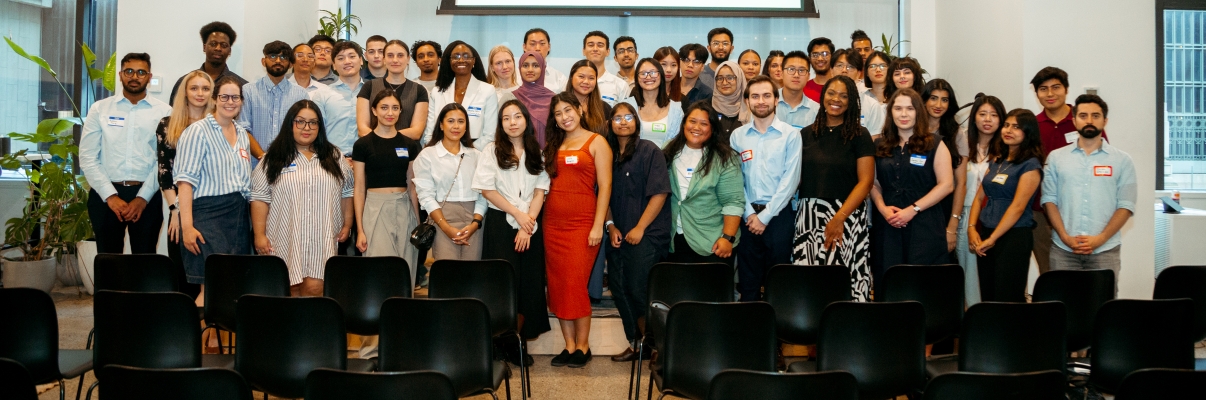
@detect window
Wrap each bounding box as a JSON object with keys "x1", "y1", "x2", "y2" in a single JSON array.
[{"x1": 1159, "y1": 2, "x2": 1206, "y2": 190}]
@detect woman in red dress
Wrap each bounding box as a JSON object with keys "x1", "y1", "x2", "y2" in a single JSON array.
[{"x1": 542, "y1": 92, "x2": 613, "y2": 368}]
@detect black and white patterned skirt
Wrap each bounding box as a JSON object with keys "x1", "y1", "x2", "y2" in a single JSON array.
[{"x1": 792, "y1": 197, "x2": 873, "y2": 302}]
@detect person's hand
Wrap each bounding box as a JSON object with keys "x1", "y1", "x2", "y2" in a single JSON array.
[
  {"x1": 879, "y1": 205, "x2": 901, "y2": 220},
  {"x1": 712, "y1": 237, "x2": 734, "y2": 258},
  {"x1": 356, "y1": 231, "x2": 369, "y2": 253},
  {"x1": 441, "y1": 224, "x2": 460, "y2": 242},
  {"x1": 886, "y1": 206, "x2": 917, "y2": 227},
  {"x1": 336, "y1": 225, "x2": 351, "y2": 243},
  {"x1": 608, "y1": 225, "x2": 623, "y2": 248},
  {"x1": 588, "y1": 225, "x2": 604, "y2": 247},
  {"x1": 106, "y1": 196, "x2": 129, "y2": 222},
  {"x1": 1073, "y1": 235, "x2": 1106, "y2": 255},
  {"x1": 513, "y1": 212, "x2": 536, "y2": 234},
  {"x1": 167, "y1": 210, "x2": 180, "y2": 243},
  {"x1": 624, "y1": 226, "x2": 646, "y2": 245},
  {"x1": 945, "y1": 227, "x2": 957, "y2": 252},
  {"x1": 1059, "y1": 233, "x2": 1079, "y2": 250},
  {"x1": 182, "y1": 225, "x2": 205, "y2": 255},
  {"x1": 124, "y1": 197, "x2": 148, "y2": 222},
  {"x1": 975, "y1": 236, "x2": 996, "y2": 256},
  {"x1": 823, "y1": 215, "x2": 846, "y2": 251},
  {"x1": 454, "y1": 223, "x2": 480, "y2": 246},
  {"x1": 746, "y1": 214, "x2": 767, "y2": 235},
  {"x1": 254, "y1": 234, "x2": 273, "y2": 255},
  {"x1": 968, "y1": 229, "x2": 983, "y2": 255},
  {"x1": 514, "y1": 229, "x2": 532, "y2": 252}
]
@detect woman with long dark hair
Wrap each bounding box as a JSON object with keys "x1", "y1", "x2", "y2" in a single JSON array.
[
  {"x1": 921, "y1": 79, "x2": 969, "y2": 256},
  {"x1": 663, "y1": 101, "x2": 744, "y2": 265},
  {"x1": 542, "y1": 92, "x2": 612, "y2": 368},
  {"x1": 251, "y1": 99, "x2": 352, "y2": 297},
  {"x1": 883, "y1": 57, "x2": 926, "y2": 102},
  {"x1": 423, "y1": 40, "x2": 498, "y2": 148},
  {"x1": 603, "y1": 102, "x2": 671, "y2": 362},
  {"x1": 625, "y1": 58, "x2": 683, "y2": 147},
  {"x1": 956, "y1": 94, "x2": 1005, "y2": 306},
  {"x1": 762, "y1": 50, "x2": 785, "y2": 89},
  {"x1": 471, "y1": 99, "x2": 553, "y2": 347},
  {"x1": 968, "y1": 109, "x2": 1044, "y2": 303},
  {"x1": 869, "y1": 88, "x2": 954, "y2": 287},
  {"x1": 414, "y1": 103, "x2": 488, "y2": 261},
  {"x1": 793, "y1": 76, "x2": 876, "y2": 301},
  {"x1": 653, "y1": 47, "x2": 683, "y2": 102},
  {"x1": 565, "y1": 59, "x2": 611, "y2": 133}
]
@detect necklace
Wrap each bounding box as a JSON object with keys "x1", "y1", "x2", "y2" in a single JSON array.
[{"x1": 384, "y1": 79, "x2": 404, "y2": 92}]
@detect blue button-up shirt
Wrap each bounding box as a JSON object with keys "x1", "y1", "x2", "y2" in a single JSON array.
[
  {"x1": 239, "y1": 76, "x2": 310, "y2": 145},
  {"x1": 1040, "y1": 140, "x2": 1137, "y2": 253},
  {"x1": 776, "y1": 88, "x2": 820, "y2": 130},
  {"x1": 308, "y1": 78, "x2": 363, "y2": 156},
  {"x1": 79, "y1": 95, "x2": 171, "y2": 200},
  {"x1": 729, "y1": 118, "x2": 802, "y2": 225},
  {"x1": 174, "y1": 114, "x2": 252, "y2": 199}
]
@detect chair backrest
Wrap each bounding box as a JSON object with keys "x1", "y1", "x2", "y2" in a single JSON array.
[
  {"x1": 661, "y1": 302, "x2": 777, "y2": 400},
  {"x1": 323, "y1": 256, "x2": 412, "y2": 335},
  {"x1": 304, "y1": 369, "x2": 457, "y2": 400},
  {"x1": 816, "y1": 301, "x2": 926, "y2": 399},
  {"x1": 1031, "y1": 269, "x2": 1115, "y2": 352},
  {"x1": 93, "y1": 290, "x2": 202, "y2": 381},
  {"x1": 959, "y1": 302, "x2": 1067, "y2": 375},
  {"x1": 648, "y1": 262, "x2": 734, "y2": 310},
  {"x1": 99, "y1": 365, "x2": 253, "y2": 400},
  {"x1": 1088, "y1": 298, "x2": 1195, "y2": 394},
  {"x1": 378, "y1": 298, "x2": 493, "y2": 399},
  {"x1": 0, "y1": 358, "x2": 37, "y2": 400},
  {"x1": 235, "y1": 295, "x2": 347, "y2": 399},
  {"x1": 921, "y1": 371, "x2": 1066, "y2": 400},
  {"x1": 762, "y1": 264, "x2": 852, "y2": 346},
  {"x1": 427, "y1": 259, "x2": 517, "y2": 337},
  {"x1": 0, "y1": 288, "x2": 60, "y2": 384},
  {"x1": 706, "y1": 370, "x2": 857, "y2": 400},
  {"x1": 1114, "y1": 368, "x2": 1206, "y2": 400},
  {"x1": 94, "y1": 253, "x2": 179, "y2": 293},
  {"x1": 878, "y1": 264, "x2": 965, "y2": 344},
  {"x1": 204, "y1": 255, "x2": 291, "y2": 332},
  {"x1": 1153, "y1": 265, "x2": 1206, "y2": 342}
]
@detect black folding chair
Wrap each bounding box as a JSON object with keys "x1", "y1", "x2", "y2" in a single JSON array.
[
  {"x1": 203, "y1": 254, "x2": 291, "y2": 354},
  {"x1": 86, "y1": 253, "x2": 180, "y2": 350},
  {"x1": 921, "y1": 371, "x2": 1066, "y2": 400},
  {"x1": 1087, "y1": 299, "x2": 1195, "y2": 395},
  {"x1": 304, "y1": 369, "x2": 457, "y2": 400},
  {"x1": 651, "y1": 302, "x2": 777, "y2": 400},
  {"x1": 0, "y1": 358, "x2": 37, "y2": 400},
  {"x1": 707, "y1": 369, "x2": 858, "y2": 400},
  {"x1": 925, "y1": 301, "x2": 1066, "y2": 378},
  {"x1": 99, "y1": 365, "x2": 252, "y2": 400},
  {"x1": 1114, "y1": 367, "x2": 1206, "y2": 400},
  {"x1": 878, "y1": 264, "x2": 965, "y2": 345},
  {"x1": 0, "y1": 288, "x2": 92, "y2": 400},
  {"x1": 323, "y1": 256, "x2": 412, "y2": 357}
]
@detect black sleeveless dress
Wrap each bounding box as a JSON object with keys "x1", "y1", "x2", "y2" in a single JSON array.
[{"x1": 870, "y1": 136, "x2": 949, "y2": 290}]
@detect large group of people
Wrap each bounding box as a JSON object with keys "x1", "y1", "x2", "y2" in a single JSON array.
[{"x1": 79, "y1": 21, "x2": 1138, "y2": 368}]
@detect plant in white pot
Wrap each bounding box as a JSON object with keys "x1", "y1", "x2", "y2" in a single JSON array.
[{"x1": 1, "y1": 36, "x2": 110, "y2": 293}]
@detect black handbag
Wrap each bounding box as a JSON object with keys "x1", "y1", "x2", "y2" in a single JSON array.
[{"x1": 410, "y1": 154, "x2": 466, "y2": 250}]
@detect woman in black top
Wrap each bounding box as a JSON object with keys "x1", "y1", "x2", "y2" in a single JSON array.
[
  {"x1": 603, "y1": 102, "x2": 671, "y2": 362},
  {"x1": 869, "y1": 88, "x2": 954, "y2": 288},
  {"x1": 355, "y1": 39, "x2": 430, "y2": 140},
  {"x1": 792, "y1": 75, "x2": 876, "y2": 301},
  {"x1": 157, "y1": 70, "x2": 213, "y2": 300}
]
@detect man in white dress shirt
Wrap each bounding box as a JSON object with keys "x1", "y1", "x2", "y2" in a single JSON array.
[
  {"x1": 524, "y1": 28, "x2": 567, "y2": 93},
  {"x1": 582, "y1": 31, "x2": 628, "y2": 105}
]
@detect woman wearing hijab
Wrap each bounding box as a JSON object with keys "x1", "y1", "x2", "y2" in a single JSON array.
[
  {"x1": 711, "y1": 60, "x2": 750, "y2": 142},
  {"x1": 500, "y1": 51, "x2": 556, "y2": 148}
]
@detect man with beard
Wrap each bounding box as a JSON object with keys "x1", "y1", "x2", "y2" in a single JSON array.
[
  {"x1": 308, "y1": 34, "x2": 339, "y2": 85},
  {"x1": 776, "y1": 51, "x2": 819, "y2": 129},
  {"x1": 290, "y1": 43, "x2": 328, "y2": 92},
  {"x1": 170, "y1": 21, "x2": 247, "y2": 105},
  {"x1": 240, "y1": 41, "x2": 310, "y2": 146},
  {"x1": 678, "y1": 43, "x2": 713, "y2": 112},
  {"x1": 80, "y1": 53, "x2": 171, "y2": 254},
  {"x1": 1041, "y1": 95, "x2": 1134, "y2": 294},
  {"x1": 582, "y1": 31, "x2": 627, "y2": 105},
  {"x1": 729, "y1": 76, "x2": 802, "y2": 302},
  {"x1": 613, "y1": 36, "x2": 638, "y2": 88},
  {"x1": 413, "y1": 40, "x2": 442, "y2": 91},
  {"x1": 803, "y1": 37, "x2": 835, "y2": 103},
  {"x1": 700, "y1": 27, "x2": 733, "y2": 90}
]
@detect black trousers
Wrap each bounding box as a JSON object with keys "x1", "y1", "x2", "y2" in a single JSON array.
[
  {"x1": 977, "y1": 226, "x2": 1033, "y2": 302},
  {"x1": 87, "y1": 186, "x2": 163, "y2": 254},
  {"x1": 736, "y1": 206, "x2": 794, "y2": 302},
  {"x1": 666, "y1": 234, "x2": 735, "y2": 267},
  {"x1": 607, "y1": 235, "x2": 667, "y2": 342}
]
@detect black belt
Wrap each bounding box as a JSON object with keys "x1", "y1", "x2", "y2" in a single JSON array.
[
  {"x1": 751, "y1": 203, "x2": 767, "y2": 213},
  {"x1": 113, "y1": 181, "x2": 142, "y2": 186}
]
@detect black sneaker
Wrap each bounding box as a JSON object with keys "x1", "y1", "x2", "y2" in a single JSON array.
[
  {"x1": 568, "y1": 349, "x2": 592, "y2": 368},
  {"x1": 550, "y1": 349, "x2": 571, "y2": 367}
]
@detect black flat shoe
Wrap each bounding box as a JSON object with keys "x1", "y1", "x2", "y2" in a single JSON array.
[
  {"x1": 568, "y1": 349, "x2": 592, "y2": 368},
  {"x1": 550, "y1": 349, "x2": 571, "y2": 367}
]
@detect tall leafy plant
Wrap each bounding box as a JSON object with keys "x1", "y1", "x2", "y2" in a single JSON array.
[
  {"x1": 2, "y1": 36, "x2": 114, "y2": 261},
  {"x1": 317, "y1": 8, "x2": 362, "y2": 39},
  {"x1": 875, "y1": 33, "x2": 928, "y2": 76}
]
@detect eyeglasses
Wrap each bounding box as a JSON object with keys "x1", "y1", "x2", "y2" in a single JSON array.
[
  {"x1": 205, "y1": 41, "x2": 230, "y2": 50},
  {"x1": 616, "y1": 48, "x2": 636, "y2": 55},
  {"x1": 296, "y1": 53, "x2": 315, "y2": 60},
  {"x1": 783, "y1": 67, "x2": 808, "y2": 76},
  {"x1": 868, "y1": 63, "x2": 888, "y2": 71},
  {"x1": 450, "y1": 53, "x2": 475, "y2": 61},
  {"x1": 681, "y1": 58, "x2": 704, "y2": 66},
  {"x1": 638, "y1": 70, "x2": 659, "y2": 78},
  {"x1": 266, "y1": 54, "x2": 289, "y2": 61},
  {"x1": 810, "y1": 51, "x2": 830, "y2": 59},
  {"x1": 612, "y1": 114, "x2": 634, "y2": 123},
  {"x1": 216, "y1": 94, "x2": 242, "y2": 103},
  {"x1": 312, "y1": 47, "x2": 333, "y2": 55},
  {"x1": 716, "y1": 75, "x2": 738, "y2": 83},
  {"x1": 293, "y1": 118, "x2": 319, "y2": 130},
  {"x1": 833, "y1": 63, "x2": 855, "y2": 72},
  {"x1": 710, "y1": 41, "x2": 732, "y2": 47},
  {"x1": 120, "y1": 68, "x2": 149, "y2": 78}
]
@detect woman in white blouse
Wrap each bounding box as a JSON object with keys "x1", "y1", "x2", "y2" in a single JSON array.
[
  {"x1": 624, "y1": 58, "x2": 683, "y2": 148},
  {"x1": 472, "y1": 99, "x2": 553, "y2": 344},
  {"x1": 423, "y1": 40, "x2": 499, "y2": 150},
  {"x1": 487, "y1": 45, "x2": 519, "y2": 100},
  {"x1": 413, "y1": 103, "x2": 488, "y2": 261}
]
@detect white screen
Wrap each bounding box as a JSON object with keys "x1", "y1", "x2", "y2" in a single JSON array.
[{"x1": 455, "y1": 0, "x2": 800, "y2": 8}]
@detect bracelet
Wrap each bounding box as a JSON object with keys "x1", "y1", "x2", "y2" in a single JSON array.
[
  {"x1": 946, "y1": 230, "x2": 956, "y2": 235},
  {"x1": 952, "y1": 214, "x2": 961, "y2": 220}
]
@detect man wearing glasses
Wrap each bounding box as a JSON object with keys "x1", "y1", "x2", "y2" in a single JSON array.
[
  {"x1": 803, "y1": 37, "x2": 836, "y2": 103},
  {"x1": 240, "y1": 41, "x2": 310, "y2": 147},
  {"x1": 170, "y1": 21, "x2": 247, "y2": 105},
  {"x1": 290, "y1": 43, "x2": 328, "y2": 93},
  {"x1": 613, "y1": 36, "x2": 639, "y2": 88},
  {"x1": 80, "y1": 53, "x2": 171, "y2": 254},
  {"x1": 678, "y1": 43, "x2": 713, "y2": 112},
  {"x1": 308, "y1": 34, "x2": 339, "y2": 85},
  {"x1": 700, "y1": 27, "x2": 733, "y2": 90},
  {"x1": 307, "y1": 41, "x2": 365, "y2": 158},
  {"x1": 775, "y1": 51, "x2": 819, "y2": 129}
]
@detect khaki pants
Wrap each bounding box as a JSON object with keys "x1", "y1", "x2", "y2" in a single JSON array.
[
  {"x1": 430, "y1": 201, "x2": 483, "y2": 261},
  {"x1": 359, "y1": 191, "x2": 420, "y2": 359}
]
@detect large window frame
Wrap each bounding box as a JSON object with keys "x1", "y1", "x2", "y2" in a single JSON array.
[{"x1": 1156, "y1": 0, "x2": 1206, "y2": 191}]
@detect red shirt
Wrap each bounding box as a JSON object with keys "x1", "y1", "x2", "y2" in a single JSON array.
[
  {"x1": 1037, "y1": 104, "x2": 1107, "y2": 155},
  {"x1": 804, "y1": 80, "x2": 823, "y2": 104}
]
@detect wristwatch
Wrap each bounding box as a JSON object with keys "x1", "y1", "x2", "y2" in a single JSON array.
[
  {"x1": 168, "y1": 203, "x2": 178, "y2": 211},
  {"x1": 719, "y1": 233, "x2": 736, "y2": 243},
  {"x1": 470, "y1": 218, "x2": 483, "y2": 228},
  {"x1": 911, "y1": 204, "x2": 922, "y2": 213}
]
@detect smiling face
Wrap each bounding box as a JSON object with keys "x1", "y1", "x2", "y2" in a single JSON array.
[
  {"x1": 553, "y1": 100, "x2": 582, "y2": 132},
  {"x1": 683, "y1": 109, "x2": 713, "y2": 149},
  {"x1": 782, "y1": 56, "x2": 809, "y2": 91},
  {"x1": 893, "y1": 68, "x2": 914, "y2": 90},
  {"x1": 809, "y1": 45, "x2": 831, "y2": 75},
  {"x1": 185, "y1": 75, "x2": 212, "y2": 109},
  {"x1": 293, "y1": 45, "x2": 315, "y2": 74},
  {"x1": 441, "y1": 109, "x2": 468, "y2": 142},
  {"x1": 637, "y1": 61, "x2": 661, "y2": 92},
  {"x1": 293, "y1": 108, "x2": 320, "y2": 147},
  {"x1": 214, "y1": 82, "x2": 242, "y2": 120},
  {"x1": 891, "y1": 95, "x2": 917, "y2": 131},
  {"x1": 738, "y1": 52, "x2": 761, "y2": 80},
  {"x1": 365, "y1": 40, "x2": 386, "y2": 70},
  {"x1": 501, "y1": 104, "x2": 528, "y2": 138},
  {"x1": 659, "y1": 56, "x2": 679, "y2": 83},
  {"x1": 746, "y1": 81, "x2": 776, "y2": 119},
  {"x1": 383, "y1": 43, "x2": 409, "y2": 76},
  {"x1": 583, "y1": 35, "x2": 609, "y2": 66},
  {"x1": 611, "y1": 107, "x2": 636, "y2": 138},
  {"x1": 1001, "y1": 116, "x2": 1023, "y2": 147},
  {"x1": 449, "y1": 44, "x2": 475, "y2": 77},
  {"x1": 925, "y1": 89, "x2": 950, "y2": 120},
  {"x1": 571, "y1": 65, "x2": 597, "y2": 97},
  {"x1": 373, "y1": 96, "x2": 401, "y2": 128},
  {"x1": 715, "y1": 65, "x2": 738, "y2": 96},
  {"x1": 975, "y1": 103, "x2": 1000, "y2": 135},
  {"x1": 1034, "y1": 78, "x2": 1068, "y2": 112},
  {"x1": 334, "y1": 48, "x2": 362, "y2": 78},
  {"x1": 492, "y1": 51, "x2": 514, "y2": 81},
  {"x1": 823, "y1": 80, "x2": 850, "y2": 119},
  {"x1": 519, "y1": 56, "x2": 541, "y2": 83},
  {"x1": 615, "y1": 41, "x2": 637, "y2": 69},
  {"x1": 415, "y1": 44, "x2": 439, "y2": 74}
]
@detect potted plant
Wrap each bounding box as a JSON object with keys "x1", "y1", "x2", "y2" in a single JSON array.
[
  {"x1": 317, "y1": 7, "x2": 362, "y2": 39},
  {"x1": 1, "y1": 36, "x2": 112, "y2": 293}
]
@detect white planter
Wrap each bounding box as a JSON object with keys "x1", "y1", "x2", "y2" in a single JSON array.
[
  {"x1": 76, "y1": 240, "x2": 98, "y2": 295},
  {"x1": 2, "y1": 257, "x2": 58, "y2": 293}
]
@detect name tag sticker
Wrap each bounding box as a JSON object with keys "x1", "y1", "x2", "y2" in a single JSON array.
[
  {"x1": 282, "y1": 163, "x2": 297, "y2": 174},
  {"x1": 395, "y1": 147, "x2": 409, "y2": 158},
  {"x1": 1094, "y1": 166, "x2": 1113, "y2": 176},
  {"x1": 909, "y1": 154, "x2": 927, "y2": 166},
  {"x1": 1064, "y1": 131, "x2": 1079, "y2": 144},
  {"x1": 602, "y1": 95, "x2": 616, "y2": 103},
  {"x1": 992, "y1": 173, "x2": 1008, "y2": 185},
  {"x1": 652, "y1": 122, "x2": 667, "y2": 133},
  {"x1": 740, "y1": 149, "x2": 754, "y2": 162},
  {"x1": 467, "y1": 106, "x2": 483, "y2": 117},
  {"x1": 106, "y1": 116, "x2": 125, "y2": 127},
  {"x1": 565, "y1": 155, "x2": 579, "y2": 165},
  {"x1": 239, "y1": 148, "x2": 249, "y2": 160},
  {"x1": 685, "y1": 167, "x2": 694, "y2": 179}
]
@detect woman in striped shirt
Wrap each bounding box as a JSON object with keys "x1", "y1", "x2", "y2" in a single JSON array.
[
  {"x1": 174, "y1": 76, "x2": 253, "y2": 307},
  {"x1": 251, "y1": 100, "x2": 353, "y2": 297}
]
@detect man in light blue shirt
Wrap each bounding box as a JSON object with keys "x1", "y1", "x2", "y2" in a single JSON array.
[
  {"x1": 309, "y1": 41, "x2": 364, "y2": 157},
  {"x1": 729, "y1": 76, "x2": 802, "y2": 302},
  {"x1": 80, "y1": 53, "x2": 171, "y2": 254},
  {"x1": 776, "y1": 50, "x2": 820, "y2": 129},
  {"x1": 1041, "y1": 95, "x2": 1135, "y2": 291},
  {"x1": 240, "y1": 41, "x2": 310, "y2": 147}
]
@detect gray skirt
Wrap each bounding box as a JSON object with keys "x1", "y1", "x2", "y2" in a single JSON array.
[
  {"x1": 362, "y1": 191, "x2": 420, "y2": 286},
  {"x1": 430, "y1": 201, "x2": 483, "y2": 261}
]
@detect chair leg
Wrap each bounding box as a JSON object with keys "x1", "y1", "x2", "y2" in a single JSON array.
[
  {"x1": 83, "y1": 381, "x2": 97, "y2": 400},
  {"x1": 58, "y1": 379, "x2": 65, "y2": 400},
  {"x1": 646, "y1": 368, "x2": 654, "y2": 400},
  {"x1": 504, "y1": 365, "x2": 512, "y2": 400},
  {"x1": 515, "y1": 334, "x2": 528, "y2": 400},
  {"x1": 489, "y1": 391, "x2": 500, "y2": 400},
  {"x1": 84, "y1": 329, "x2": 94, "y2": 349},
  {"x1": 74, "y1": 373, "x2": 86, "y2": 400},
  {"x1": 632, "y1": 338, "x2": 645, "y2": 400}
]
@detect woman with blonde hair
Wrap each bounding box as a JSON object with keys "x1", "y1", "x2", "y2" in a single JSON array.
[
  {"x1": 487, "y1": 45, "x2": 519, "y2": 98},
  {"x1": 156, "y1": 70, "x2": 214, "y2": 297}
]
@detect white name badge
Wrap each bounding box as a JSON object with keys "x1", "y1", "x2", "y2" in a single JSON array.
[
  {"x1": 282, "y1": 163, "x2": 297, "y2": 174},
  {"x1": 395, "y1": 147, "x2": 409, "y2": 158},
  {"x1": 991, "y1": 173, "x2": 1008, "y2": 185},
  {"x1": 1094, "y1": 166, "x2": 1113, "y2": 177},
  {"x1": 652, "y1": 122, "x2": 667, "y2": 133},
  {"x1": 909, "y1": 154, "x2": 927, "y2": 166},
  {"x1": 565, "y1": 155, "x2": 579, "y2": 165},
  {"x1": 107, "y1": 116, "x2": 126, "y2": 127},
  {"x1": 467, "y1": 106, "x2": 483, "y2": 118},
  {"x1": 685, "y1": 167, "x2": 695, "y2": 179},
  {"x1": 1064, "y1": 131, "x2": 1078, "y2": 144},
  {"x1": 239, "y1": 148, "x2": 250, "y2": 160},
  {"x1": 602, "y1": 95, "x2": 617, "y2": 103}
]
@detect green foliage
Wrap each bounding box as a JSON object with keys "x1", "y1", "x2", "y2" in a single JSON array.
[
  {"x1": 317, "y1": 8, "x2": 362, "y2": 39},
  {"x1": 875, "y1": 33, "x2": 927, "y2": 76}
]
